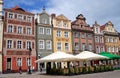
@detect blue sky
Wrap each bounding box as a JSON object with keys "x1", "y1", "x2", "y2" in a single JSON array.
[{"x1": 4, "y1": 0, "x2": 120, "y2": 32}]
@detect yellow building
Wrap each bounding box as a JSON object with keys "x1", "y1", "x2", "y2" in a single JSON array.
[
  {"x1": 51, "y1": 14, "x2": 72, "y2": 68},
  {"x1": 0, "y1": 0, "x2": 3, "y2": 74},
  {"x1": 102, "y1": 21, "x2": 119, "y2": 55}
]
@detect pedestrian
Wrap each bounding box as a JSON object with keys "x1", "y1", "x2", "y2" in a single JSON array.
[
  {"x1": 32, "y1": 66, "x2": 35, "y2": 72},
  {"x1": 19, "y1": 66, "x2": 22, "y2": 74},
  {"x1": 40, "y1": 65, "x2": 42, "y2": 72}
]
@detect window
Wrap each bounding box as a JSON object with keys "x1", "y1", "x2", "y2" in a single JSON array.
[
  {"x1": 110, "y1": 38, "x2": 113, "y2": 42},
  {"x1": 27, "y1": 41, "x2": 31, "y2": 50},
  {"x1": 112, "y1": 47, "x2": 114, "y2": 52},
  {"x1": 57, "y1": 21, "x2": 61, "y2": 27},
  {"x1": 8, "y1": 13, "x2": 14, "y2": 19},
  {"x1": 108, "y1": 47, "x2": 111, "y2": 52},
  {"x1": 75, "y1": 32, "x2": 79, "y2": 37},
  {"x1": 88, "y1": 44, "x2": 92, "y2": 51},
  {"x1": 65, "y1": 43, "x2": 69, "y2": 51},
  {"x1": 39, "y1": 40, "x2": 44, "y2": 49},
  {"x1": 82, "y1": 43, "x2": 86, "y2": 51},
  {"x1": 87, "y1": 34, "x2": 91, "y2": 39},
  {"x1": 63, "y1": 22, "x2": 67, "y2": 27},
  {"x1": 46, "y1": 28, "x2": 51, "y2": 35},
  {"x1": 42, "y1": 19, "x2": 47, "y2": 24},
  {"x1": 116, "y1": 47, "x2": 119, "y2": 52},
  {"x1": 82, "y1": 33, "x2": 85, "y2": 38},
  {"x1": 18, "y1": 27, "x2": 22, "y2": 34},
  {"x1": 46, "y1": 40, "x2": 52, "y2": 49},
  {"x1": 64, "y1": 31, "x2": 68, "y2": 38},
  {"x1": 26, "y1": 58, "x2": 31, "y2": 66},
  {"x1": 96, "y1": 28, "x2": 98, "y2": 33},
  {"x1": 17, "y1": 41, "x2": 22, "y2": 49},
  {"x1": 27, "y1": 16, "x2": 31, "y2": 22},
  {"x1": 57, "y1": 42, "x2": 61, "y2": 51},
  {"x1": 7, "y1": 40, "x2": 12, "y2": 49},
  {"x1": 39, "y1": 27, "x2": 44, "y2": 34},
  {"x1": 114, "y1": 38, "x2": 117, "y2": 43},
  {"x1": 8, "y1": 25, "x2": 13, "y2": 33},
  {"x1": 27, "y1": 28, "x2": 31, "y2": 35},
  {"x1": 56, "y1": 31, "x2": 61, "y2": 37},
  {"x1": 96, "y1": 46, "x2": 99, "y2": 53},
  {"x1": 101, "y1": 47, "x2": 104, "y2": 52},
  {"x1": 17, "y1": 58, "x2": 22, "y2": 66},
  {"x1": 75, "y1": 43, "x2": 79, "y2": 50},
  {"x1": 100, "y1": 37, "x2": 103, "y2": 43},
  {"x1": 95, "y1": 37, "x2": 99, "y2": 42},
  {"x1": 18, "y1": 15, "x2": 23, "y2": 20}
]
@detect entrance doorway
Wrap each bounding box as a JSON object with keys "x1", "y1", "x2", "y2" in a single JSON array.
[{"x1": 7, "y1": 58, "x2": 11, "y2": 71}]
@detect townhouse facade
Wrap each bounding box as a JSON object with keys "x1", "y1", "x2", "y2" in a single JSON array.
[
  {"x1": 93, "y1": 21, "x2": 105, "y2": 53},
  {"x1": 0, "y1": 0, "x2": 3, "y2": 73},
  {"x1": 51, "y1": 14, "x2": 72, "y2": 68},
  {"x1": 3, "y1": 6, "x2": 36, "y2": 73},
  {"x1": 71, "y1": 14, "x2": 94, "y2": 54},
  {"x1": 36, "y1": 9, "x2": 53, "y2": 70},
  {"x1": 101, "y1": 21, "x2": 119, "y2": 55}
]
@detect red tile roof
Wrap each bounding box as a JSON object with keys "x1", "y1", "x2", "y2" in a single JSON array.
[{"x1": 4, "y1": 5, "x2": 34, "y2": 15}]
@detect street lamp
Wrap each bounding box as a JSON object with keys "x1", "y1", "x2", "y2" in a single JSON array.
[{"x1": 28, "y1": 46, "x2": 32, "y2": 74}]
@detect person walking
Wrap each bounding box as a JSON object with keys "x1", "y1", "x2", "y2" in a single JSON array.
[{"x1": 19, "y1": 66, "x2": 22, "y2": 74}]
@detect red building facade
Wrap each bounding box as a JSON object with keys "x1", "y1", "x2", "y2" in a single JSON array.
[
  {"x1": 3, "y1": 6, "x2": 36, "y2": 73},
  {"x1": 72, "y1": 14, "x2": 94, "y2": 54},
  {"x1": 93, "y1": 21, "x2": 105, "y2": 53}
]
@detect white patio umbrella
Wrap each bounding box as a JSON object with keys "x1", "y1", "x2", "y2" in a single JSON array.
[
  {"x1": 76, "y1": 51, "x2": 108, "y2": 61},
  {"x1": 35, "y1": 51, "x2": 78, "y2": 63}
]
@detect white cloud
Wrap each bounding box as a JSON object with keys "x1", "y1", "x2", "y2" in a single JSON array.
[{"x1": 45, "y1": 0, "x2": 120, "y2": 32}]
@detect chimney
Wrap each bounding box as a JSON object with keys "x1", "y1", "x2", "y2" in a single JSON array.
[{"x1": 51, "y1": 13, "x2": 56, "y2": 19}]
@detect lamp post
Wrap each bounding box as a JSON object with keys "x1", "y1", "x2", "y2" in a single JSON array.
[{"x1": 28, "y1": 46, "x2": 32, "y2": 74}]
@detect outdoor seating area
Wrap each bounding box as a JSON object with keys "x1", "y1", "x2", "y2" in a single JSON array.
[
  {"x1": 36, "y1": 51, "x2": 120, "y2": 75},
  {"x1": 47, "y1": 65, "x2": 113, "y2": 75}
]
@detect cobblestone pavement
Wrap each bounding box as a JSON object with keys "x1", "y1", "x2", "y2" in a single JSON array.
[{"x1": 0, "y1": 70, "x2": 120, "y2": 78}]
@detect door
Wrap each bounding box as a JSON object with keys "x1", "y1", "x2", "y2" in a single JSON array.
[{"x1": 7, "y1": 58, "x2": 11, "y2": 70}]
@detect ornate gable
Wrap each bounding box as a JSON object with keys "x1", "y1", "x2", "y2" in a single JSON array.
[{"x1": 56, "y1": 14, "x2": 69, "y2": 21}]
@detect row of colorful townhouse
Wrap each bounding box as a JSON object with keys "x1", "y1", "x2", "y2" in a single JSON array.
[{"x1": 0, "y1": 5, "x2": 120, "y2": 73}]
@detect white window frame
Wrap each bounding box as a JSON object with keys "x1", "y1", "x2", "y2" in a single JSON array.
[
  {"x1": 64, "y1": 31, "x2": 69, "y2": 38},
  {"x1": 57, "y1": 21, "x2": 61, "y2": 27},
  {"x1": 27, "y1": 27, "x2": 31, "y2": 35},
  {"x1": 75, "y1": 42, "x2": 79, "y2": 50},
  {"x1": 75, "y1": 32, "x2": 79, "y2": 37},
  {"x1": 82, "y1": 43, "x2": 86, "y2": 51},
  {"x1": 63, "y1": 22, "x2": 67, "y2": 27},
  {"x1": 8, "y1": 12, "x2": 14, "y2": 19},
  {"x1": 17, "y1": 14, "x2": 23, "y2": 20},
  {"x1": 17, "y1": 41, "x2": 22, "y2": 49},
  {"x1": 57, "y1": 42, "x2": 62, "y2": 51},
  {"x1": 88, "y1": 44, "x2": 92, "y2": 51},
  {"x1": 8, "y1": 25, "x2": 13, "y2": 33},
  {"x1": 65, "y1": 43, "x2": 69, "y2": 51},
  {"x1": 56, "y1": 31, "x2": 61, "y2": 37},
  {"x1": 82, "y1": 33, "x2": 85, "y2": 38},
  {"x1": 27, "y1": 16, "x2": 32, "y2": 22},
  {"x1": 46, "y1": 40, "x2": 52, "y2": 50},
  {"x1": 18, "y1": 26, "x2": 22, "y2": 34},
  {"x1": 39, "y1": 27, "x2": 44, "y2": 34},
  {"x1": 46, "y1": 28, "x2": 51, "y2": 35},
  {"x1": 17, "y1": 58, "x2": 22, "y2": 66},
  {"x1": 7, "y1": 40, "x2": 12, "y2": 49},
  {"x1": 26, "y1": 41, "x2": 31, "y2": 50},
  {"x1": 42, "y1": 18, "x2": 47, "y2": 24},
  {"x1": 39, "y1": 40, "x2": 44, "y2": 49}
]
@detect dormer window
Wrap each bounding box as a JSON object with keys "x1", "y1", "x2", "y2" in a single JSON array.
[
  {"x1": 63, "y1": 22, "x2": 67, "y2": 27},
  {"x1": 42, "y1": 19, "x2": 47, "y2": 24},
  {"x1": 57, "y1": 21, "x2": 61, "y2": 27}
]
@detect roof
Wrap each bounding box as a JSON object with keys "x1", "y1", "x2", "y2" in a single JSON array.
[
  {"x1": 4, "y1": 6, "x2": 34, "y2": 15},
  {"x1": 100, "y1": 25, "x2": 105, "y2": 31}
]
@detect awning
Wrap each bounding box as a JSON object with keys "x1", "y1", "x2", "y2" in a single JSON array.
[{"x1": 99, "y1": 52, "x2": 120, "y2": 59}]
